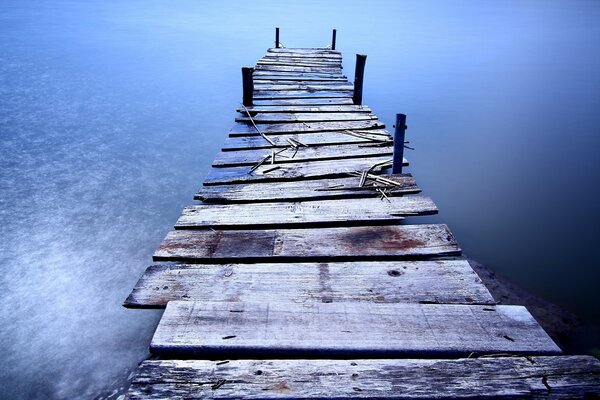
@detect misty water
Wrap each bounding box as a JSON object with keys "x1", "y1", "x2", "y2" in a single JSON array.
[{"x1": 1, "y1": 1, "x2": 599, "y2": 398}]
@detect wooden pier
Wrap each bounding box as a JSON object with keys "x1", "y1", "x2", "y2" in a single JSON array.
[{"x1": 124, "y1": 32, "x2": 600, "y2": 398}]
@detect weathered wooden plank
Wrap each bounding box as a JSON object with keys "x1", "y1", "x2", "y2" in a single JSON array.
[
  {"x1": 253, "y1": 75, "x2": 348, "y2": 82},
  {"x1": 254, "y1": 70, "x2": 345, "y2": 79},
  {"x1": 254, "y1": 79, "x2": 349, "y2": 86},
  {"x1": 257, "y1": 60, "x2": 342, "y2": 68},
  {"x1": 150, "y1": 301, "x2": 560, "y2": 358},
  {"x1": 213, "y1": 143, "x2": 392, "y2": 167},
  {"x1": 229, "y1": 120, "x2": 384, "y2": 135},
  {"x1": 124, "y1": 259, "x2": 495, "y2": 308},
  {"x1": 236, "y1": 105, "x2": 371, "y2": 113},
  {"x1": 128, "y1": 356, "x2": 600, "y2": 399},
  {"x1": 153, "y1": 224, "x2": 461, "y2": 262},
  {"x1": 251, "y1": 98, "x2": 354, "y2": 106},
  {"x1": 263, "y1": 54, "x2": 342, "y2": 61},
  {"x1": 204, "y1": 156, "x2": 405, "y2": 185},
  {"x1": 195, "y1": 174, "x2": 420, "y2": 203},
  {"x1": 253, "y1": 84, "x2": 354, "y2": 92},
  {"x1": 235, "y1": 112, "x2": 376, "y2": 123},
  {"x1": 268, "y1": 48, "x2": 341, "y2": 56},
  {"x1": 222, "y1": 129, "x2": 392, "y2": 150},
  {"x1": 253, "y1": 90, "x2": 353, "y2": 100},
  {"x1": 176, "y1": 196, "x2": 436, "y2": 229},
  {"x1": 255, "y1": 65, "x2": 342, "y2": 74}
]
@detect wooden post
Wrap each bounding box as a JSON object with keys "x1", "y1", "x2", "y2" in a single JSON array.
[
  {"x1": 331, "y1": 29, "x2": 337, "y2": 50},
  {"x1": 242, "y1": 67, "x2": 254, "y2": 107},
  {"x1": 275, "y1": 27, "x2": 280, "y2": 48},
  {"x1": 392, "y1": 113, "x2": 407, "y2": 174},
  {"x1": 353, "y1": 54, "x2": 367, "y2": 105}
]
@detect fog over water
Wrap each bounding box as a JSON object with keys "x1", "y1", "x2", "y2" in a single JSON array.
[{"x1": 1, "y1": 1, "x2": 599, "y2": 398}]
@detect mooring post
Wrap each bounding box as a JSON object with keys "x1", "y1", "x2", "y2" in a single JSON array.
[
  {"x1": 331, "y1": 29, "x2": 337, "y2": 50},
  {"x1": 392, "y1": 113, "x2": 407, "y2": 174},
  {"x1": 353, "y1": 54, "x2": 367, "y2": 105},
  {"x1": 275, "y1": 27, "x2": 280, "y2": 48},
  {"x1": 242, "y1": 67, "x2": 254, "y2": 106}
]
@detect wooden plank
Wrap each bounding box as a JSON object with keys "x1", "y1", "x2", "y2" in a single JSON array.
[
  {"x1": 268, "y1": 48, "x2": 342, "y2": 56},
  {"x1": 150, "y1": 301, "x2": 561, "y2": 358},
  {"x1": 153, "y1": 224, "x2": 461, "y2": 262},
  {"x1": 176, "y1": 196, "x2": 437, "y2": 229},
  {"x1": 257, "y1": 60, "x2": 341, "y2": 68},
  {"x1": 124, "y1": 259, "x2": 495, "y2": 308},
  {"x1": 254, "y1": 70, "x2": 345, "y2": 79},
  {"x1": 255, "y1": 65, "x2": 342, "y2": 74},
  {"x1": 229, "y1": 120, "x2": 384, "y2": 135},
  {"x1": 263, "y1": 54, "x2": 342, "y2": 61},
  {"x1": 236, "y1": 105, "x2": 371, "y2": 113},
  {"x1": 222, "y1": 130, "x2": 393, "y2": 150},
  {"x1": 213, "y1": 143, "x2": 392, "y2": 167},
  {"x1": 235, "y1": 112, "x2": 376, "y2": 123},
  {"x1": 252, "y1": 84, "x2": 354, "y2": 92},
  {"x1": 128, "y1": 356, "x2": 600, "y2": 399},
  {"x1": 254, "y1": 79, "x2": 349, "y2": 85},
  {"x1": 253, "y1": 90, "x2": 353, "y2": 100},
  {"x1": 251, "y1": 98, "x2": 354, "y2": 106},
  {"x1": 253, "y1": 75, "x2": 348, "y2": 82},
  {"x1": 195, "y1": 174, "x2": 420, "y2": 203},
  {"x1": 204, "y1": 156, "x2": 406, "y2": 185}
]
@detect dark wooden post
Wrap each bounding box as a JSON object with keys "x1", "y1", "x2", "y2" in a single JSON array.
[
  {"x1": 275, "y1": 27, "x2": 280, "y2": 48},
  {"x1": 353, "y1": 54, "x2": 367, "y2": 105},
  {"x1": 331, "y1": 29, "x2": 337, "y2": 50},
  {"x1": 242, "y1": 67, "x2": 254, "y2": 106},
  {"x1": 392, "y1": 113, "x2": 407, "y2": 174}
]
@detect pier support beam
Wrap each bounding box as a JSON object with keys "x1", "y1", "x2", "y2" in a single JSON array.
[
  {"x1": 392, "y1": 113, "x2": 407, "y2": 174},
  {"x1": 242, "y1": 67, "x2": 254, "y2": 107},
  {"x1": 331, "y1": 29, "x2": 337, "y2": 50},
  {"x1": 353, "y1": 54, "x2": 367, "y2": 105},
  {"x1": 275, "y1": 27, "x2": 280, "y2": 48}
]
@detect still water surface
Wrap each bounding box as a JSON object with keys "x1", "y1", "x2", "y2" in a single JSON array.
[{"x1": 1, "y1": 1, "x2": 599, "y2": 398}]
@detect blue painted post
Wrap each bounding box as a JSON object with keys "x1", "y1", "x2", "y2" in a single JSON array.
[{"x1": 392, "y1": 113, "x2": 407, "y2": 174}]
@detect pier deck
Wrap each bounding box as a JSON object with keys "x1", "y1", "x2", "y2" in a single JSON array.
[{"x1": 124, "y1": 43, "x2": 600, "y2": 398}]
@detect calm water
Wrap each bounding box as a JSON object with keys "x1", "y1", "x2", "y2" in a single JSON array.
[{"x1": 1, "y1": 1, "x2": 599, "y2": 398}]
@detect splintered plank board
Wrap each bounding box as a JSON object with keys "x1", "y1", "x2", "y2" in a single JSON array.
[
  {"x1": 255, "y1": 65, "x2": 342, "y2": 74},
  {"x1": 268, "y1": 48, "x2": 342, "y2": 55},
  {"x1": 257, "y1": 60, "x2": 342, "y2": 68},
  {"x1": 153, "y1": 224, "x2": 461, "y2": 263},
  {"x1": 236, "y1": 105, "x2": 371, "y2": 113},
  {"x1": 150, "y1": 301, "x2": 561, "y2": 358},
  {"x1": 203, "y1": 156, "x2": 405, "y2": 185},
  {"x1": 212, "y1": 143, "x2": 392, "y2": 167},
  {"x1": 128, "y1": 356, "x2": 600, "y2": 399},
  {"x1": 254, "y1": 80, "x2": 350, "y2": 86},
  {"x1": 253, "y1": 90, "x2": 352, "y2": 100},
  {"x1": 222, "y1": 129, "x2": 392, "y2": 150},
  {"x1": 235, "y1": 112, "x2": 375, "y2": 123},
  {"x1": 124, "y1": 260, "x2": 495, "y2": 308},
  {"x1": 252, "y1": 84, "x2": 354, "y2": 92},
  {"x1": 252, "y1": 75, "x2": 348, "y2": 82},
  {"x1": 195, "y1": 174, "x2": 420, "y2": 203},
  {"x1": 252, "y1": 98, "x2": 354, "y2": 106},
  {"x1": 175, "y1": 196, "x2": 437, "y2": 229},
  {"x1": 229, "y1": 120, "x2": 384, "y2": 135},
  {"x1": 253, "y1": 71, "x2": 345, "y2": 79}
]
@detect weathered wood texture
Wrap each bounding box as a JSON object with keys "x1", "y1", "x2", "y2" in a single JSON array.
[
  {"x1": 124, "y1": 260, "x2": 495, "y2": 308},
  {"x1": 236, "y1": 105, "x2": 371, "y2": 113},
  {"x1": 257, "y1": 60, "x2": 342, "y2": 68},
  {"x1": 195, "y1": 174, "x2": 420, "y2": 203},
  {"x1": 204, "y1": 156, "x2": 406, "y2": 185},
  {"x1": 253, "y1": 90, "x2": 352, "y2": 100},
  {"x1": 153, "y1": 224, "x2": 461, "y2": 263},
  {"x1": 253, "y1": 75, "x2": 348, "y2": 82},
  {"x1": 222, "y1": 129, "x2": 392, "y2": 150},
  {"x1": 255, "y1": 65, "x2": 342, "y2": 74},
  {"x1": 253, "y1": 83, "x2": 353, "y2": 91},
  {"x1": 229, "y1": 120, "x2": 384, "y2": 135},
  {"x1": 252, "y1": 98, "x2": 355, "y2": 106},
  {"x1": 128, "y1": 356, "x2": 600, "y2": 399},
  {"x1": 236, "y1": 112, "x2": 375, "y2": 123},
  {"x1": 150, "y1": 301, "x2": 561, "y2": 358},
  {"x1": 175, "y1": 196, "x2": 436, "y2": 229},
  {"x1": 212, "y1": 143, "x2": 392, "y2": 167}
]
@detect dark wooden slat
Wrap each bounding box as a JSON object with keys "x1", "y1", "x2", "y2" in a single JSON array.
[
  {"x1": 223, "y1": 129, "x2": 392, "y2": 150},
  {"x1": 251, "y1": 98, "x2": 355, "y2": 106},
  {"x1": 195, "y1": 174, "x2": 420, "y2": 203},
  {"x1": 124, "y1": 259, "x2": 495, "y2": 308},
  {"x1": 204, "y1": 156, "x2": 406, "y2": 185},
  {"x1": 229, "y1": 120, "x2": 384, "y2": 136},
  {"x1": 150, "y1": 301, "x2": 560, "y2": 358},
  {"x1": 213, "y1": 143, "x2": 392, "y2": 167},
  {"x1": 176, "y1": 196, "x2": 436, "y2": 229},
  {"x1": 253, "y1": 90, "x2": 353, "y2": 100},
  {"x1": 236, "y1": 105, "x2": 371, "y2": 113},
  {"x1": 128, "y1": 356, "x2": 600, "y2": 399},
  {"x1": 235, "y1": 112, "x2": 375, "y2": 124},
  {"x1": 153, "y1": 224, "x2": 461, "y2": 263}
]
